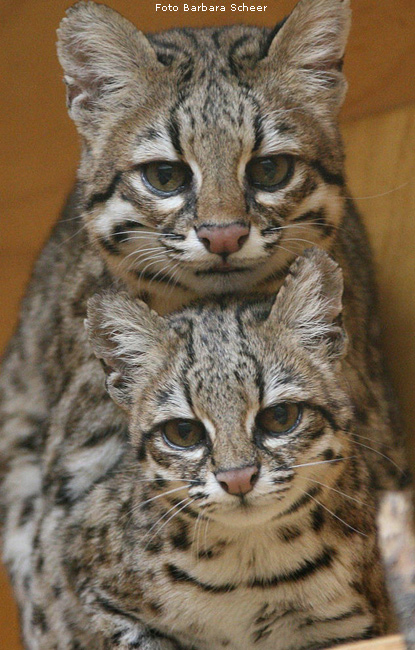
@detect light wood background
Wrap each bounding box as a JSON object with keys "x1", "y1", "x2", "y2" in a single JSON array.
[{"x1": 1, "y1": 1, "x2": 414, "y2": 648}]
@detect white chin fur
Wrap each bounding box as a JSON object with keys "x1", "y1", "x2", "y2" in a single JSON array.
[{"x1": 206, "y1": 498, "x2": 286, "y2": 528}]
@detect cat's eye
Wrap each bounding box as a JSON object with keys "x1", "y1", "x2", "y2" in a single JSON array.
[
  {"x1": 141, "y1": 161, "x2": 191, "y2": 196},
  {"x1": 162, "y1": 419, "x2": 206, "y2": 449},
  {"x1": 246, "y1": 155, "x2": 293, "y2": 191},
  {"x1": 257, "y1": 403, "x2": 301, "y2": 435}
]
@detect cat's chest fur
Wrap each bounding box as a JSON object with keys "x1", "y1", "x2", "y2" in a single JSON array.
[{"x1": 140, "y1": 522, "x2": 372, "y2": 650}]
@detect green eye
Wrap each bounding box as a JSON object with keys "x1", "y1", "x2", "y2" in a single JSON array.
[
  {"x1": 142, "y1": 161, "x2": 191, "y2": 195},
  {"x1": 162, "y1": 419, "x2": 206, "y2": 449},
  {"x1": 247, "y1": 155, "x2": 293, "y2": 191},
  {"x1": 257, "y1": 403, "x2": 301, "y2": 435}
]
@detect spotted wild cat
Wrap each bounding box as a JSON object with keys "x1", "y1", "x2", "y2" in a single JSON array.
[
  {"x1": 22, "y1": 251, "x2": 392, "y2": 649},
  {"x1": 0, "y1": 0, "x2": 407, "y2": 643}
]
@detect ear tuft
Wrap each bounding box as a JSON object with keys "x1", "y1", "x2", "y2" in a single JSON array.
[
  {"x1": 262, "y1": 0, "x2": 351, "y2": 111},
  {"x1": 85, "y1": 292, "x2": 171, "y2": 409},
  {"x1": 268, "y1": 248, "x2": 347, "y2": 359},
  {"x1": 57, "y1": 2, "x2": 161, "y2": 127}
]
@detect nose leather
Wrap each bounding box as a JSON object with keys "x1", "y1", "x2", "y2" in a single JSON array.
[
  {"x1": 215, "y1": 465, "x2": 260, "y2": 496},
  {"x1": 196, "y1": 223, "x2": 250, "y2": 255}
]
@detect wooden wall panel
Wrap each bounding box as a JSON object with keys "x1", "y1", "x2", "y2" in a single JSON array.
[
  {"x1": 343, "y1": 105, "x2": 415, "y2": 477},
  {"x1": 0, "y1": 564, "x2": 20, "y2": 650}
]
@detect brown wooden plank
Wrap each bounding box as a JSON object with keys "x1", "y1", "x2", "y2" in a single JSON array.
[
  {"x1": 343, "y1": 104, "x2": 415, "y2": 479},
  {"x1": 0, "y1": 563, "x2": 21, "y2": 650},
  {"x1": 333, "y1": 635, "x2": 405, "y2": 650}
]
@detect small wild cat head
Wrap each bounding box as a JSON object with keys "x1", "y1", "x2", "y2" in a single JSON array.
[
  {"x1": 86, "y1": 249, "x2": 352, "y2": 527},
  {"x1": 58, "y1": 0, "x2": 350, "y2": 298}
]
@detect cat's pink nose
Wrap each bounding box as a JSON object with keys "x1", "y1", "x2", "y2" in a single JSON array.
[
  {"x1": 196, "y1": 223, "x2": 250, "y2": 255},
  {"x1": 215, "y1": 465, "x2": 260, "y2": 496}
]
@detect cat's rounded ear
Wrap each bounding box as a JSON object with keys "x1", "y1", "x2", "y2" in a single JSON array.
[
  {"x1": 85, "y1": 292, "x2": 173, "y2": 410},
  {"x1": 57, "y1": 2, "x2": 163, "y2": 132},
  {"x1": 266, "y1": 248, "x2": 347, "y2": 359},
  {"x1": 259, "y1": 0, "x2": 351, "y2": 112}
]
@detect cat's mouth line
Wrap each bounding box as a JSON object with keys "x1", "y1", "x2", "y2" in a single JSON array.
[
  {"x1": 194, "y1": 266, "x2": 252, "y2": 276},
  {"x1": 155, "y1": 254, "x2": 272, "y2": 275},
  {"x1": 203, "y1": 489, "x2": 289, "y2": 513},
  {"x1": 190, "y1": 257, "x2": 269, "y2": 276}
]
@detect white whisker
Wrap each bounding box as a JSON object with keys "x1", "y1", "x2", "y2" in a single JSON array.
[
  {"x1": 283, "y1": 237, "x2": 320, "y2": 247},
  {"x1": 347, "y1": 438, "x2": 405, "y2": 475},
  {"x1": 127, "y1": 251, "x2": 166, "y2": 274},
  {"x1": 117, "y1": 247, "x2": 164, "y2": 271},
  {"x1": 138, "y1": 485, "x2": 189, "y2": 508},
  {"x1": 144, "y1": 497, "x2": 194, "y2": 550},
  {"x1": 193, "y1": 512, "x2": 204, "y2": 560},
  {"x1": 165, "y1": 261, "x2": 186, "y2": 295},
  {"x1": 265, "y1": 222, "x2": 340, "y2": 234},
  {"x1": 345, "y1": 431, "x2": 397, "y2": 450},
  {"x1": 121, "y1": 253, "x2": 166, "y2": 276},
  {"x1": 291, "y1": 456, "x2": 355, "y2": 469},
  {"x1": 269, "y1": 242, "x2": 300, "y2": 258},
  {"x1": 343, "y1": 182, "x2": 410, "y2": 201},
  {"x1": 301, "y1": 489, "x2": 368, "y2": 537},
  {"x1": 297, "y1": 476, "x2": 374, "y2": 510},
  {"x1": 57, "y1": 222, "x2": 90, "y2": 248},
  {"x1": 203, "y1": 516, "x2": 210, "y2": 552}
]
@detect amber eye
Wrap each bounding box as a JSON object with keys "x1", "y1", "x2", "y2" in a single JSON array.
[
  {"x1": 162, "y1": 419, "x2": 206, "y2": 449},
  {"x1": 142, "y1": 161, "x2": 191, "y2": 195},
  {"x1": 246, "y1": 155, "x2": 293, "y2": 191},
  {"x1": 257, "y1": 403, "x2": 301, "y2": 435}
]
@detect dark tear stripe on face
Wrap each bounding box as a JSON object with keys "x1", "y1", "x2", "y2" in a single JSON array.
[
  {"x1": 312, "y1": 404, "x2": 341, "y2": 432},
  {"x1": 85, "y1": 172, "x2": 123, "y2": 212},
  {"x1": 293, "y1": 208, "x2": 334, "y2": 238},
  {"x1": 99, "y1": 237, "x2": 119, "y2": 256},
  {"x1": 111, "y1": 221, "x2": 146, "y2": 244},
  {"x1": 310, "y1": 161, "x2": 344, "y2": 187}
]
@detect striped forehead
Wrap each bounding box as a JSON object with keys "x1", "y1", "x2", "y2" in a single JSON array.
[
  {"x1": 255, "y1": 111, "x2": 302, "y2": 157},
  {"x1": 130, "y1": 104, "x2": 302, "y2": 182},
  {"x1": 132, "y1": 129, "x2": 180, "y2": 164},
  {"x1": 151, "y1": 382, "x2": 194, "y2": 423}
]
